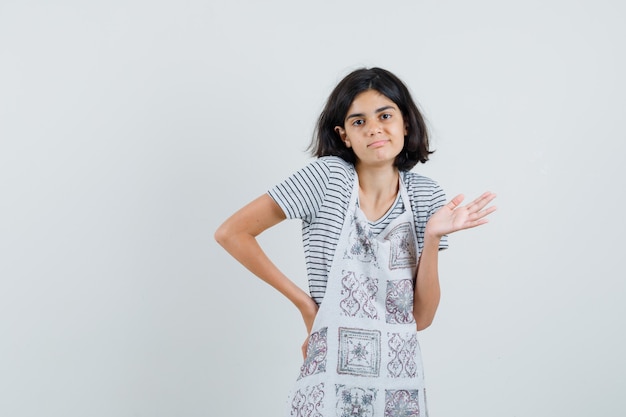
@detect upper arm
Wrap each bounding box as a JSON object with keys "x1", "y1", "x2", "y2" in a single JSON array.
[
  {"x1": 406, "y1": 172, "x2": 449, "y2": 251},
  {"x1": 267, "y1": 159, "x2": 331, "y2": 221},
  {"x1": 215, "y1": 194, "x2": 287, "y2": 243}
]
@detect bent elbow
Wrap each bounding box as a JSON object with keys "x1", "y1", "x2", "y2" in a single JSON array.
[
  {"x1": 414, "y1": 314, "x2": 435, "y2": 331},
  {"x1": 214, "y1": 223, "x2": 229, "y2": 248},
  {"x1": 415, "y1": 320, "x2": 432, "y2": 331}
]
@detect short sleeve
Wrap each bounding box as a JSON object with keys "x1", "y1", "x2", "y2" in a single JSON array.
[
  {"x1": 429, "y1": 183, "x2": 449, "y2": 251},
  {"x1": 404, "y1": 171, "x2": 449, "y2": 251},
  {"x1": 267, "y1": 159, "x2": 331, "y2": 222}
]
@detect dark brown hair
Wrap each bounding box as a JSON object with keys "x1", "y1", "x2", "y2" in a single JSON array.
[{"x1": 310, "y1": 67, "x2": 432, "y2": 171}]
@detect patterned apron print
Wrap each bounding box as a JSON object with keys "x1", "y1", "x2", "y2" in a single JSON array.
[{"x1": 286, "y1": 173, "x2": 428, "y2": 417}]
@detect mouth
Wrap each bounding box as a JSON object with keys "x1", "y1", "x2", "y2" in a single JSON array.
[{"x1": 367, "y1": 139, "x2": 389, "y2": 148}]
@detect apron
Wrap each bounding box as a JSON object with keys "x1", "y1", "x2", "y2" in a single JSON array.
[{"x1": 286, "y1": 172, "x2": 428, "y2": 417}]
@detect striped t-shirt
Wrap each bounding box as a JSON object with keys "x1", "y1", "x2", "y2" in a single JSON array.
[{"x1": 268, "y1": 156, "x2": 448, "y2": 305}]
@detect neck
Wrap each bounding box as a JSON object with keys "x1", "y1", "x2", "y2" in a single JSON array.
[
  {"x1": 355, "y1": 163, "x2": 400, "y2": 223},
  {"x1": 355, "y1": 163, "x2": 399, "y2": 196}
]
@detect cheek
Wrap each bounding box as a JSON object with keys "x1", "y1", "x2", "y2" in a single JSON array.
[{"x1": 345, "y1": 127, "x2": 360, "y2": 138}]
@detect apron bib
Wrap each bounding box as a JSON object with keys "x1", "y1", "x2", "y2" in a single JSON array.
[{"x1": 286, "y1": 172, "x2": 428, "y2": 417}]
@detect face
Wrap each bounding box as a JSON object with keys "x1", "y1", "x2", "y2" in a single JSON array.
[{"x1": 335, "y1": 90, "x2": 407, "y2": 169}]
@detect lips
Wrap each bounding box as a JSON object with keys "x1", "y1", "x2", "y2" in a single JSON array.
[{"x1": 367, "y1": 139, "x2": 389, "y2": 148}]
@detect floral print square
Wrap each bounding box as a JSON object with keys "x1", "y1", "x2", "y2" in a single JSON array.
[
  {"x1": 386, "y1": 280, "x2": 415, "y2": 324},
  {"x1": 299, "y1": 327, "x2": 328, "y2": 380},
  {"x1": 385, "y1": 389, "x2": 420, "y2": 417},
  {"x1": 336, "y1": 385, "x2": 377, "y2": 417},
  {"x1": 384, "y1": 222, "x2": 417, "y2": 270},
  {"x1": 387, "y1": 332, "x2": 419, "y2": 378},
  {"x1": 290, "y1": 383, "x2": 325, "y2": 417},
  {"x1": 340, "y1": 270, "x2": 379, "y2": 319},
  {"x1": 338, "y1": 327, "x2": 381, "y2": 377},
  {"x1": 343, "y1": 214, "x2": 380, "y2": 268}
]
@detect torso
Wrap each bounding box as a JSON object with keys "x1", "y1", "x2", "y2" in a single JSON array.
[
  {"x1": 286, "y1": 170, "x2": 429, "y2": 417},
  {"x1": 267, "y1": 156, "x2": 448, "y2": 305}
]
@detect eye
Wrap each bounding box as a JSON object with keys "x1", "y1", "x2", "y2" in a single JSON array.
[
  {"x1": 351, "y1": 119, "x2": 364, "y2": 127},
  {"x1": 381, "y1": 113, "x2": 392, "y2": 120}
]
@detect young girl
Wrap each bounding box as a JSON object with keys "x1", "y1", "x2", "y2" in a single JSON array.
[{"x1": 215, "y1": 67, "x2": 496, "y2": 416}]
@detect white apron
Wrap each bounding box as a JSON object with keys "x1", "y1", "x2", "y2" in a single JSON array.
[{"x1": 286, "y1": 172, "x2": 428, "y2": 417}]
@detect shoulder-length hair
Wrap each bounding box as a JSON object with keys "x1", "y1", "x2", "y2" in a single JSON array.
[{"x1": 310, "y1": 67, "x2": 432, "y2": 171}]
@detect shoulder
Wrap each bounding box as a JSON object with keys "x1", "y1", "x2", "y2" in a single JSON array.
[
  {"x1": 270, "y1": 156, "x2": 354, "y2": 196},
  {"x1": 403, "y1": 171, "x2": 449, "y2": 249},
  {"x1": 293, "y1": 156, "x2": 354, "y2": 180},
  {"x1": 402, "y1": 170, "x2": 446, "y2": 210},
  {"x1": 317, "y1": 156, "x2": 355, "y2": 176},
  {"x1": 402, "y1": 171, "x2": 443, "y2": 194},
  {"x1": 316, "y1": 156, "x2": 355, "y2": 191}
]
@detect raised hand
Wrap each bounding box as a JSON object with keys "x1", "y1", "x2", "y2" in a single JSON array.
[{"x1": 425, "y1": 191, "x2": 497, "y2": 239}]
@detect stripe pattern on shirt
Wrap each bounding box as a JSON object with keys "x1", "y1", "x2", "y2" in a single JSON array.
[{"x1": 268, "y1": 156, "x2": 448, "y2": 305}]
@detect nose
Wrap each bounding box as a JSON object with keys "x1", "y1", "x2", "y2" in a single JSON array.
[{"x1": 368, "y1": 121, "x2": 383, "y2": 135}]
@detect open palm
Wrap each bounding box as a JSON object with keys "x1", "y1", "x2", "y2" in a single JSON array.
[{"x1": 425, "y1": 191, "x2": 497, "y2": 238}]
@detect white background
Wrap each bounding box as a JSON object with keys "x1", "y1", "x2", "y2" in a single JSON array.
[{"x1": 1, "y1": 0, "x2": 625, "y2": 416}]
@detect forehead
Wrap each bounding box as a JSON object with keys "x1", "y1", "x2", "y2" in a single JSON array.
[{"x1": 347, "y1": 90, "x2": 397, "y2": 113}]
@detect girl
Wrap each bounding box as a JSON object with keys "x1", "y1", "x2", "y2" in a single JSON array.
[{"x1": 215, "y1": 67, "x2": 496, "y2": 416}]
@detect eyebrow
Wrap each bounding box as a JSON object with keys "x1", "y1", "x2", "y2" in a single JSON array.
[{"x1": 346, "y1": 105, "x2": 396, "y2": 120}]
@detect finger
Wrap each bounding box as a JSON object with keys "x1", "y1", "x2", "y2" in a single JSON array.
[
  {"x1": 301, "y1": 337, "x2": 309, "y2": 360},
  {"x1": 467, "y1": 192, "x2": 497, "y2": 212},
  {"x1": 471, "y1": 191, "x2": 495, "y2": 206},
  {"x1": 466, "y1": 218, "x2": 490, "y2": 229},
  {"x1": 446, "y1": 194, "x2": 465, "y2": 210},
  {"x1": 469, "y1": 206, "x2": 497, "y2": 222}
]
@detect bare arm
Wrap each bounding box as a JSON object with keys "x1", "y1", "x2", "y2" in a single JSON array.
[
  {"x1": 413, "y1": 234, "x2": 442, "y2": 331},
  {"x1": 413, "y1": 192, "x2": 497, "y2": 330},
  {"x1": 214, "y1": 194, "x2": 319, "y2": 338}
]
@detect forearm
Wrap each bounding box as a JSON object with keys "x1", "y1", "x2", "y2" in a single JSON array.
[
  {"x1": 214, "y1": 195, "x2": 318, "y2": 327},
  {"x1": 411, "y1": 190, "x2": 497, "y2": 330},
  {"x1": 217, "y1": 231, "x2": 314, "y2": 313},
  {"x1": 413, "y1": 234, "x2": 442, "y2": 330}
]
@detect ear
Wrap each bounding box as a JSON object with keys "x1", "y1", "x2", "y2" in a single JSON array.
[
  {"x1": 334, "y1": 126, "x2": 351, "y2": 148},
  {"x1": 404, "y1": 122, "x2": 409, "y2": 136}
]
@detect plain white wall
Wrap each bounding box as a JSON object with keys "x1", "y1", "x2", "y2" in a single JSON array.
[{"x1": 1, "y1": 0, "x2": 625, "y2": 416}]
